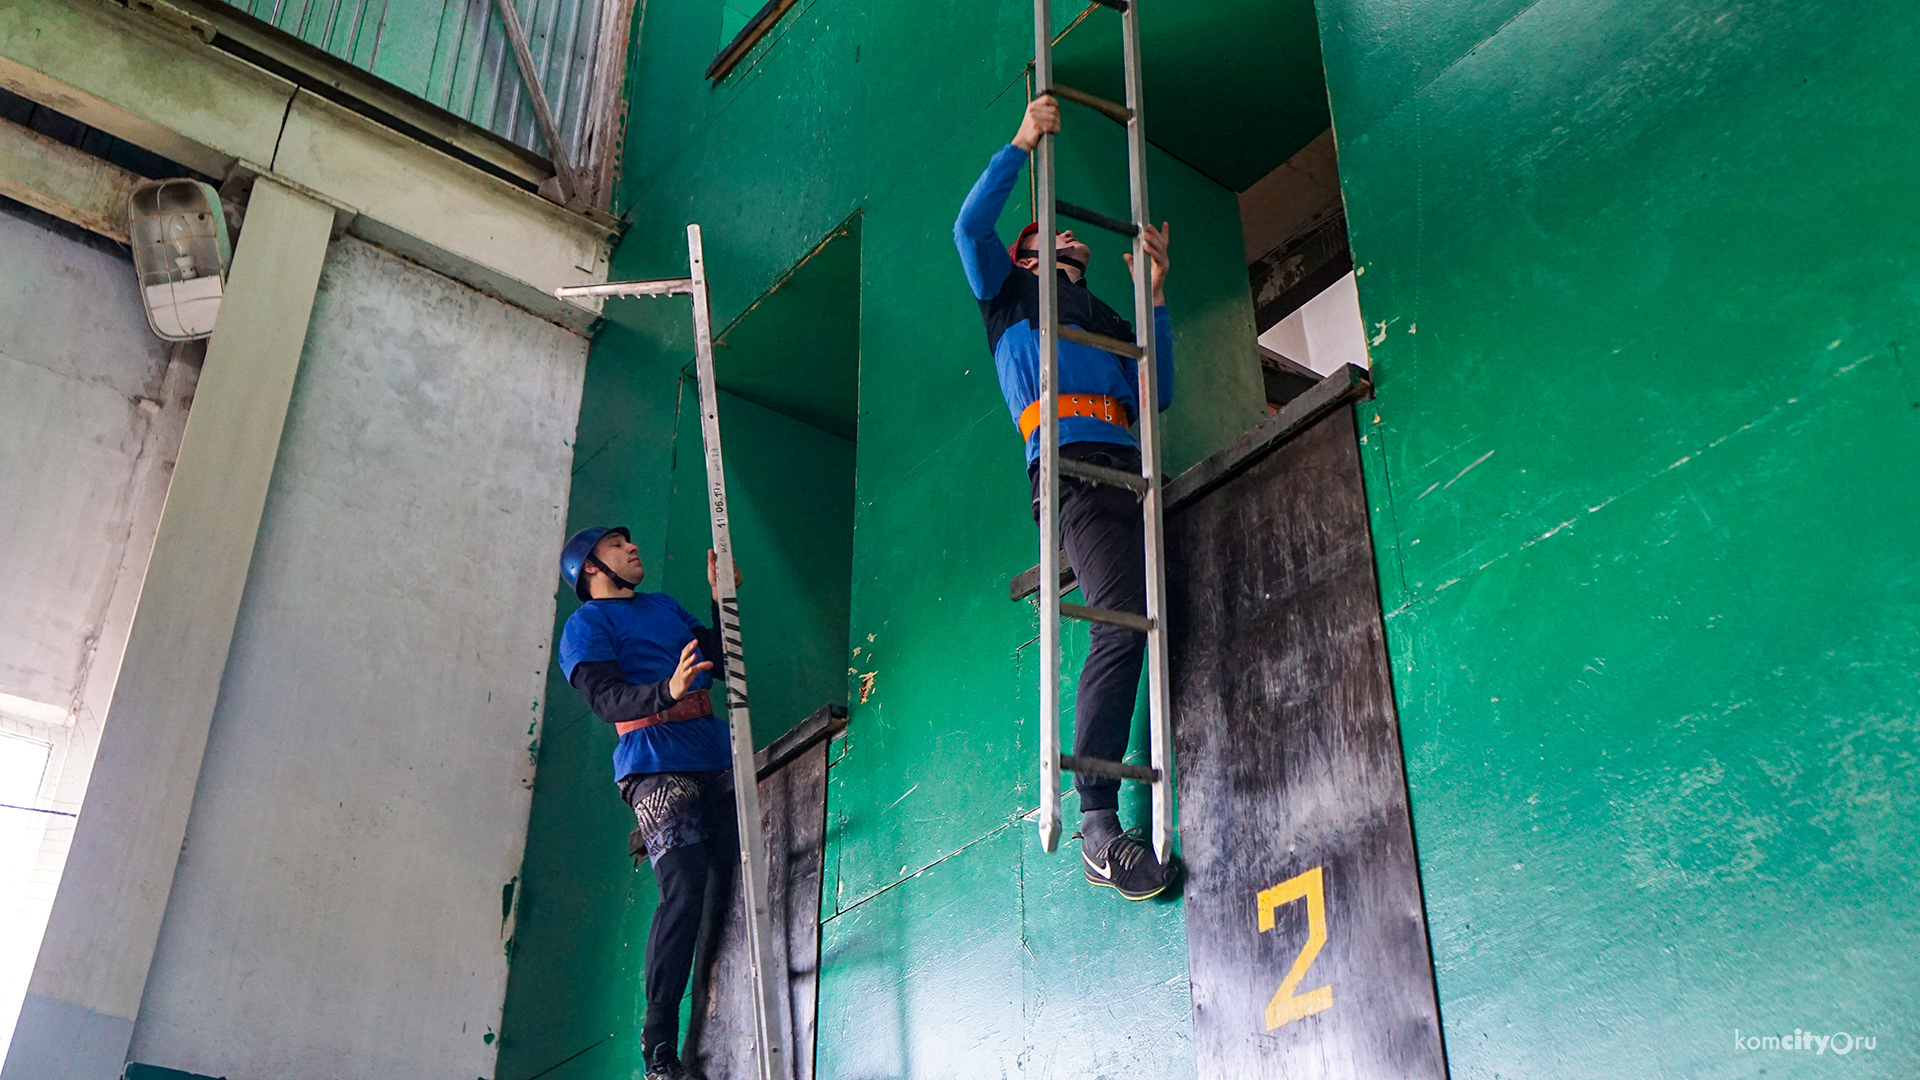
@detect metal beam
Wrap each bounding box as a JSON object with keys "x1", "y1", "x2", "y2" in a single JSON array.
[
  {"x1": 2, "y1": 178, "x2": 334, "y2": 1080},
  {"x1": 0, "y1": 0, "x2": 614, "y2": 329},
  {"x1": 0, "y1": 115, "x2": 140, "y2": 242},
  {"x1": 271, "y1": 90, "x2": 610, "y2": 328},
  {"x1": 159, "y1": 0, "x2": 558, "y2": 194},
  {"x1": 488, "y1": 0, "x2": 580, "y2": 203},
  {"x1": 0, "y1": 0, "x2": 287, "y2": 179},
  {"x1": 576, "y1": 0, "x2": 639, "y2": 207}
]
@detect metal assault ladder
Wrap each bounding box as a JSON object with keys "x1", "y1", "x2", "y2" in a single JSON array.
[
  {"x1": 1029, "y1": 0, "x2": 1175, "y2": 863},
  {"x1": 555, "y1": 225, "x2": 791, "y2": 1080}
]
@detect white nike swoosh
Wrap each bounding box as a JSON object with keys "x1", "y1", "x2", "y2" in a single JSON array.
[{"x1": 1084, "y1": 851, "x2": 1111, "y2": 878}]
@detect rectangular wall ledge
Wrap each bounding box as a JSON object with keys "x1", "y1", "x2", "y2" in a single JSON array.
[{"x1": 1008, "y1": 365, "x2": 1375, "y2": 602}]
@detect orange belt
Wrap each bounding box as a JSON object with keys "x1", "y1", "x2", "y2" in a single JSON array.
[
  {"x1": 616, "y1": 688, "x2": 713, "y2": 736},
  {"x1": 1018, "y1": 394, "x2": 1133, "y2": 441}
]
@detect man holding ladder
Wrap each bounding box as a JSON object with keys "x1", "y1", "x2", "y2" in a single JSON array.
[
  {"x1": 557, "y1": 527, "x2": 742, "y2": 1080},
  {"x1": 954, "y1": 93, "x2": 1180, "y2": 900},
  {"x1": 550, "y1": 224, "x2": 790, "y2": 1080}
]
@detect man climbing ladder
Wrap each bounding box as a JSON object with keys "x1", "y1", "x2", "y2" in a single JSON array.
[{"x1": 954, "y1": 90, "x2": 1180, "y2": 901}]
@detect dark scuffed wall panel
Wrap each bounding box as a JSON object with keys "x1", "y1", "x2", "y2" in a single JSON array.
[
  {"x1": 687, "y1": 740, "x2": 828, "y2": 1080},
  {"x1": 1169, "y1": 408, "x2": 1445, "y2": 1080}
]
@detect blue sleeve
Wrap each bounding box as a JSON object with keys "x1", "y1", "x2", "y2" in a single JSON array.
[
  {"x1": 954, "y1": 144, "x2": 1029, "y2": 301},
  {"x1": 1153, "y1": 306, "x2": 1174, "y2": 410},
  {"x1": 557, "y1": 608, "x2": 616, "y2": 682}
]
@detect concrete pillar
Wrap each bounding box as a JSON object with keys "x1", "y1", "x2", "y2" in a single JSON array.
[{"x1": 2, "y1": 179, "x2": 335, "y2": 1080}]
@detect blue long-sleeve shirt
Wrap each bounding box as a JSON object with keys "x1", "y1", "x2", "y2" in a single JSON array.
[{"x1": 954, "y1": 143, "x2": 1175, "y2": 463}]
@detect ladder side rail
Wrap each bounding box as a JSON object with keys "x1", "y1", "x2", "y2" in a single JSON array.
[
  {"x1": 1031, "y1": 0, "x2": 1064, "y2": 855},
  {"x1": 1119, "y1": 2, "x2": 1177, "y2": 864},
  {"x1": 685, "y1": 224, "x2": 791, "y2": 1080}
]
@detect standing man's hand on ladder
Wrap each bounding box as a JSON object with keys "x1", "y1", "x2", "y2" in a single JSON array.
[
  {"x1": 1124, "y1": 222, "x2": 1172, "y2": 305},
  {"x1": 706, "y1": 547, "x2": 742, "y2": 598},
  {"x1": 1014, "y1": 94, "x2": 1061, "y2": 150}
]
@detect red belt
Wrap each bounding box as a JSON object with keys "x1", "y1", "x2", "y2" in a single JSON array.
[{"x1": 616, "y1": 688, "x2": 714, "y2": 736}]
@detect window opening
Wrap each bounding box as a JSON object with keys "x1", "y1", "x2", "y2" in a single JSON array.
[
  {"x1": 1238, "y1": 128, "x2": 1368, "y2": 409},
  {"x1": 663, "y1": 218, "x2": 860, "y2": 745}
]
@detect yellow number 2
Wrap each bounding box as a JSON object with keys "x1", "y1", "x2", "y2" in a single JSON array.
[{"x1": 1257, "y1": 865, "x2": 1334, "y2": 1030}]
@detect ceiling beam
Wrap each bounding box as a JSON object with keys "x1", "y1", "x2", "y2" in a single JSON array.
[
  {"x1": 0, "y1": 0, "x2": 615, "y2": 330},
  {"x1": 0, "y1": 115, "x2": 142, "y2": 242}
]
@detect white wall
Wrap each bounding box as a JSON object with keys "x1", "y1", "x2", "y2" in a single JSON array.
[
  {"x1": 1258, "y1": 270, "x2": 1371, "y2": 376},
  {"x1": 124, "y1": 238, "x2": 586, "y2": 1080},
  {"x1": 0, "y1": 204, "x2": 194, "y2": 1062}
]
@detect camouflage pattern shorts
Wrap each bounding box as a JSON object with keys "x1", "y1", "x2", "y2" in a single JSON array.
[{"x1": 617, "y1": 770, "x2": 731, "y2": 867}]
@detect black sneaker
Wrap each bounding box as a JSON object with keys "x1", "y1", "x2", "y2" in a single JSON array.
[
  {"x1": 643, "y1": 1047, "x2": 696, "y2": 1080},
  {"x1": 1082, "y1": 827, "x2": 1178, "y2": 901}
]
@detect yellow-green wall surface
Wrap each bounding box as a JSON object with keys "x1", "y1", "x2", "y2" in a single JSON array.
[{"x1": 1329, "y1": 0, "x2": 1920, "y2": 1075}]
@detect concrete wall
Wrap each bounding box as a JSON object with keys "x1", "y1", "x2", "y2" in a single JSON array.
[
  {"x1": 0, "y1": 206, "x2": 182, "y2": 718},
  {"x1": 1322, "y1": 0, "x2": 1920, "y2": 1074},
  {"x1": 0, "y1": 201, "x2": 193, "y2": 1060},
  {"x1": 123, "y1": 237, "x2": 586, "y2": 1080}
]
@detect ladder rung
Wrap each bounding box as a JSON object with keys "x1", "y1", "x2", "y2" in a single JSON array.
[
  {"x1": 1059, "y1": 325, "x2": 1143, "y2": 358},
  {"x1": 1048, "y1": 83, "x2": 1133, "y2": 124},
  {"x1": 1059, "y1": 456, "x2": 1148, "y2": 494},
  {"x1": 1056, "y1": 199, "x2": 1139, "y2": 238},
  {"x1": 1061, "y1": 755, "x2": 1158, "y2": 782},
  {"x1": 553, "y1": 277, "x2": 695, "y2": 300},
  {"x1": 1061, "y1": 602, "x2": 1152, "y2": 633}
]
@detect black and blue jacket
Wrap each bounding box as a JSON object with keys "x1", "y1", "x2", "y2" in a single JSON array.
[{"x1": 954, "y1": 143, "x2": 1175, "y2": 464}]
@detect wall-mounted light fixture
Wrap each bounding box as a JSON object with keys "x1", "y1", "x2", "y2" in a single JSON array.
[{"x1": 129, "y1": 179, "x2": 232, "y2": 341}]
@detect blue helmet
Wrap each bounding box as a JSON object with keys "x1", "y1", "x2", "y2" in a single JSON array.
[{"x1": 559, "y1": 525, "x2": 631, "y2": 602}]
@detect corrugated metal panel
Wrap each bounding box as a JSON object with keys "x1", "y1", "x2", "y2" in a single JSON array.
[{"x1": 218, "y1": 0, "x2": 609, "y2": 168}]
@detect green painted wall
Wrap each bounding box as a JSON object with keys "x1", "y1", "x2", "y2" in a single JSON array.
[
  {"x1": 499, "y1": 1, "x2": 1274, "y2": 1077},
  {"x1": 1325, "y1": 0, "x2": 1920, "y2": 1075}
]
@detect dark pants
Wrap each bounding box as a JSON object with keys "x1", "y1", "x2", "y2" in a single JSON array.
[
  {"x1": 1029, "y1": 441, "x2": 1148, "y2": 815},
  {"x1": 619, "y1": 771, "x2": 737, "y2": 1060}
]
